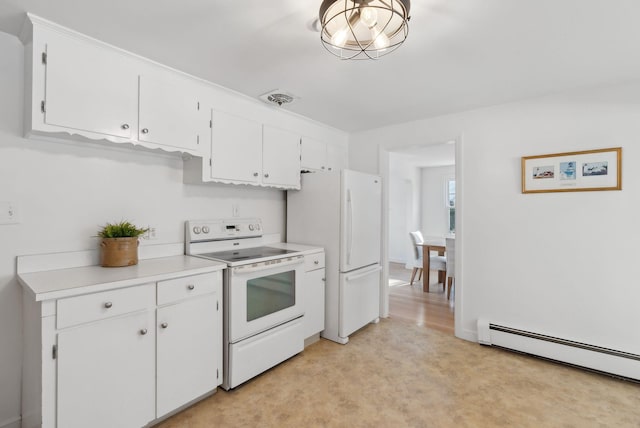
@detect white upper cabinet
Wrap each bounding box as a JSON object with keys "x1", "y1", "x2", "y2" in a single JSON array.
[
  {"x1": 262, "y1": 125, "x2": 301, "y2": 189},
  {"x1": 43, "y1": 31, "x2": 138, "y2": 140},
  {"x1": 184, "y1": 111, "x2": 301, "y2": 189},
  {"x1": 23, "y1": 15, "x2": 205, "y2": 155},
  {"x1": 327, "y1": 142, "x2": 348, "y2": 172},
  {"x1": 210, "y1": 110, "x2": 263, "y2": 184},
  {"x1": 301, "y1": 136, "x2": 347, "y2": 172},
  {"x1": 138, "y1": 73, "x2": 205, "y2": 153},
  {"x1": 22, "y1": 14, "x2": 345, "y2": 185},
  {"x1": 300, "y1": 136, "x2": 328, "y2": 171}
]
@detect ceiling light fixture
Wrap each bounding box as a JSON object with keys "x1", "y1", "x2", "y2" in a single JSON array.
[{"x1": 319, "y1": 0, "x2": 410, "y2": 60}]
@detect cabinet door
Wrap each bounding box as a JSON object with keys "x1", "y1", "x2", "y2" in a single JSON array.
[
  {"x1": 57, "y1": 310, "x2": 155, "y2": 428},
  {"x1": 262, "y1": 125, "x2": 301, "y2": 188},
  {"x1": 45, "y1": 34, "x2": 138, "y2": 139},
  {"x1": 304, "y1": 269, "x2": 325, "y2": 338},
  {"x1": 326, "y1": 142, "x2": 347, "y2": 172},
  {"x1": 157, "y1": 294, "x2": 220, "y2": 417},
  {"x1": 300, "y1": 136, "x2": 327, "y2": 171},
  {"x1": 138, "y1": 73, "x2": 203, "y2": 152},
  {"x1": 210, "y1": 110, "x2": 262, "y2": 184}
]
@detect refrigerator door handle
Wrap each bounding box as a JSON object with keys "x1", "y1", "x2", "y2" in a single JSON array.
[
  {"x1": 344, "y1": 265, "x2": 382, "y2": 282},
  {"x1": 347, "y1": 189, "x2": 353, "y2": 266}
]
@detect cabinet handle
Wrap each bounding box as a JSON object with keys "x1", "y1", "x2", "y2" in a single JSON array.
[
  {"x1": 322, "y1": 278, "x2": 326, "y2": 281},
  {"x1": 264, "y1": 173, "x2": 270, "y2": 178},
  {"x1": 314, "y1": 260, "x2": 319, "y2": 265},
  {"x1": 321, "y1": 166, "x2": 326, "y2": 170},
  {"x1": 253, "y1": 172, "x2": 259, "y2": 177},
  {"x1": 104, "y1": 302, "x2": 113, "y2": 309},
  {"x1": 140, "y1": 328, "x2": 148, "y2": 335},
  {"x1": 161, "y1": 322, "x2": 168, "y2": 329},
  {"x1": 141, "y1": 128, "x2": 149, "y2": 134},
  {"x1": 187, "y1": 284, "x2": 195, "y2": 290},
  {"x1": 121, "y1": 123, "x2": 130, "y2": 130},
  {"x1": 328, "y1": 167, "x2": 332, "y2": 171}
]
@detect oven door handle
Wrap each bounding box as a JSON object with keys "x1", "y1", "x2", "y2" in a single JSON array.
[{"x1": 231, "y1": 256, "x2": 304, "y2": 274}]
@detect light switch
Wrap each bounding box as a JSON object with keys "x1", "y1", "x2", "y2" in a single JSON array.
[{"x1": 0, "y1": 201, "x2": 19, "y2": 224}]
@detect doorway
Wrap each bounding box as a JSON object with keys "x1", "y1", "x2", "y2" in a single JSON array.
[{"x1": 379, "y1": 139, "x2": 460, "y2": 336}]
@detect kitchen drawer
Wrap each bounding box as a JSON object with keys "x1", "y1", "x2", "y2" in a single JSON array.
[
  {"x1": 304, "y1": 252, "x2": 325, "y2": 272},
  {"x1": 157, "y1": 272, "x2": 220, "y2": 305},
  {"x1": 57, "y1": 284, "x2": 155, "y2": 329}
]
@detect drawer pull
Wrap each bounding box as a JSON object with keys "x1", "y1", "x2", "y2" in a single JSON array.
[
  {"x1": 161, "y1": 322, "x2": 168, "y2": 329},
  {"x1": 104, "y1": 302, "x2": 113, "y2": 309},
  {"x1": 139, "y1": 328, "x2": 148, "y2": 335},
  {"x1": 187, "y1": 284, "x2": 195, "y2": 290}
]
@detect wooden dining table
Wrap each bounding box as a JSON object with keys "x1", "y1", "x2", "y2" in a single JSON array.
[{"x1": 420, "y1": 239, "x2": 447, "y2": 293}]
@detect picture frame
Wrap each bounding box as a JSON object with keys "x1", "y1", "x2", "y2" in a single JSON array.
[{"x1": 521, "y1": 147, "x2": 622, "y2": 193}]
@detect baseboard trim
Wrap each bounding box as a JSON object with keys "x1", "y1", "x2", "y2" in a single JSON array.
[
  {"x1": 0, "y1": 416, "x2": 21, "y2": 428},
  {"x1": 455, "y1": 327, "x2": 478, "y2": 343}
]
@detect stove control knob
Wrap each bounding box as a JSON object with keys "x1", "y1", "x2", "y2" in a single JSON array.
[
  {"x1": 202, "y1": 226, "x2": 210, "y2": 234},
  {"x1": 249, "y1": 224, "x2": 254, "y2": 231},
  {"x1": 193, "y1": 226, "x2": 201, "y2": 234}
]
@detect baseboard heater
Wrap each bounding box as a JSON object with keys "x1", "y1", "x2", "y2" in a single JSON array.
[{"x1": 477, "y1": 319, "x2": 640, "y2": 381}]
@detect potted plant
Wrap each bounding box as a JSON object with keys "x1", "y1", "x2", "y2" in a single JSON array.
[{"x1": 97, "y1": 221, "x2": 148, "y2": 267}]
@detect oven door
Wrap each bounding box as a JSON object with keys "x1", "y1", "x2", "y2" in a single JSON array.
[{"x1": 228, "y1": 255, "x2": 304, "y2": 343}]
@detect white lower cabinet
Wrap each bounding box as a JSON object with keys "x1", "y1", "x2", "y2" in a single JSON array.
[
  {"x1": 22, "y1": 269, "x2": 223, "y2": 428},
  {"x1": 303, "y1": 251, "x2": 326, "y2": 339},
  {"x1": 57, "y1": 310, "x2": 155, "y2": 428},
  {"x1": 157, "y1": 293, "x2": 220, "y2": 417}
]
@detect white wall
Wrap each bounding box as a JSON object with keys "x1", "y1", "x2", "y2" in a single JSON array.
[
  {"x1": 421, "y1": 165, "x2": 455, "y2": 238},
  {"x1": 351, "y1": 79, "x2": 640, "y2": 354},
  {"x1": 0, "y1": 32, "x2": 347, "y2": 426},
  {"x1": 388, "y1": 153, "x2": 421, "y2": 263}
]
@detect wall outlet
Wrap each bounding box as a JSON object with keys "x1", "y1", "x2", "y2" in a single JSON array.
[
  {"x1": 142, "y1": 226, "x2": 157, "y2": 240},
  {"x1": 232, "y1": 204, "x2": 240, "y2": 217},
  {"x1": 0, "y1": 201, "x2": 19, "y2": 225}
]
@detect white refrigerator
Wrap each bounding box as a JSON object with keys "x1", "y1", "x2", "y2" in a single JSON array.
[{"x1": 287, "y1": 169, "x2": 382, "y2": 344}]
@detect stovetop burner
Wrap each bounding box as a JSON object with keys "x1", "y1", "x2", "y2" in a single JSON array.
[{"x1": 197, "y1": 246, "x2": 297, "y2": 263}]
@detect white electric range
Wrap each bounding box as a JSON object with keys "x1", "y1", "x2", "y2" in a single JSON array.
[{"x1": 185, "y1": 218, "x2": 306, "y2": 390}]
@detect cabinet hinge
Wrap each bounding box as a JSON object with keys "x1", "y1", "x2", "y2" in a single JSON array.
[
  {"x1": 41, "y1": 101, "x2": 46, "y2": 113},
  {"x1": 52, "y1": 345, "x2": 57, "y2": 360},
  {"x1": 197, "y1": 135, "x2": 200, "y2": 145},
  {"x1": 216, "y1": 369, "x2": 219, "y2": 379},
  {"x1": 209, "y1": 158, "x2": 212, "y2": 167},
  {"x1": 197, "y1": 101, "x2": 200, "y2": 111},
  {"x1": 216, "y1": 300, "x2": 219, "y2": 311},
  {"x1": 209, "y1": 119, "x2": 212, "y2": 129},
  {"x1": 41, "y1": 52, "x2": 47, "y2": 64}
]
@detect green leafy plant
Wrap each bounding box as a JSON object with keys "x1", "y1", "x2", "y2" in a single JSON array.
[{"x1": 97, "y1": 221, "x2": 148, "y2": 238}]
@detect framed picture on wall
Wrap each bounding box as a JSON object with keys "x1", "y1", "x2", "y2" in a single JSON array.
[{"x1": 521, "y1": 147, "x2": 622, "y2": 193}]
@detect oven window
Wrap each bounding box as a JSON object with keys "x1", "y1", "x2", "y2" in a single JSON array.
[{"x1": 247, "y1": 270, "x2": 296, "y2": 322}]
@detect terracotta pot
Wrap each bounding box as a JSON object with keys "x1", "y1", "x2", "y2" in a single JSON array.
[{"x1": 100, "y1": 237, "x2": 140, "y2": 267}]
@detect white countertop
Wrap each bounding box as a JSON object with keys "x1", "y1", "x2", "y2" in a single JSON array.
[{"x1": 19, "y1": 255, "x2": 226, "y2": 301}]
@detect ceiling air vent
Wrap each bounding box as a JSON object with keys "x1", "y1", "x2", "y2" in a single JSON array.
[{"x1": 259, "y1": 90, "x2": 297, "y2": 107}]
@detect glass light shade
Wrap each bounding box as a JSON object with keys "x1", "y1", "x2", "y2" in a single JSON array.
[{"x1": 319, "y1": 0, "x2": 410, "y2": 60}]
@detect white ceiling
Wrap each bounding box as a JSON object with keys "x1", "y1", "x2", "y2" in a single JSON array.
[{"x1": 1, "y1": 0, "x2": 640, "y2": 132}]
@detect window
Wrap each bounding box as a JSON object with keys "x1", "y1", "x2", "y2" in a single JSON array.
[{"x1": 446, "y1": 178, "x2": 455, "y2": 233}]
